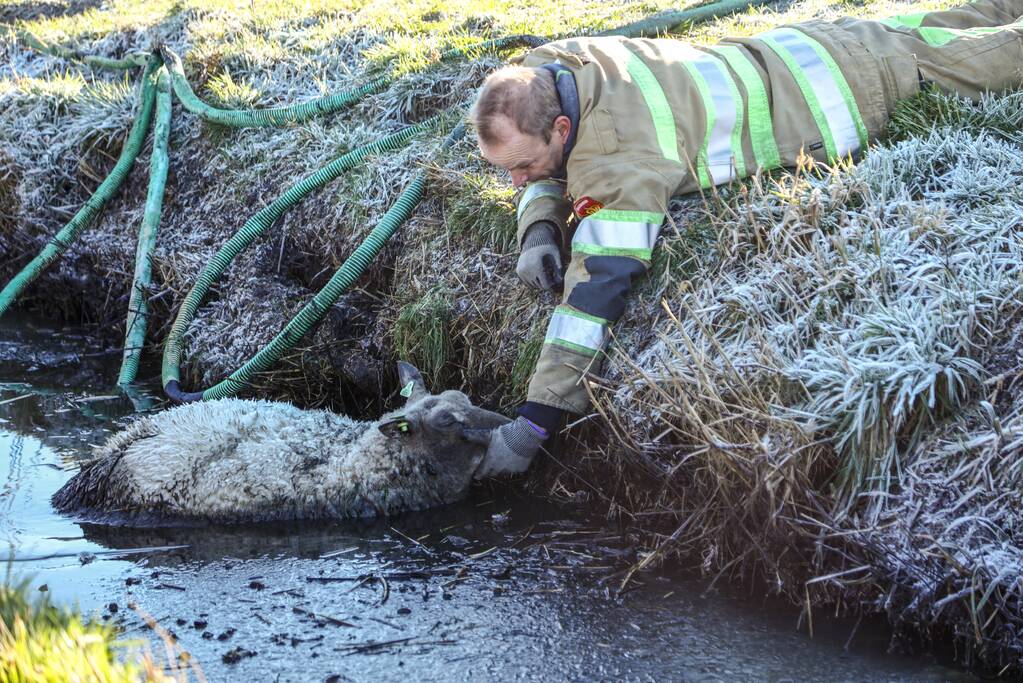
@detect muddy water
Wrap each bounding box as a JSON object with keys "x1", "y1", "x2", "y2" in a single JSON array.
[{"x1": 1, "y1": 315, "x2": 975, "y2": 682}]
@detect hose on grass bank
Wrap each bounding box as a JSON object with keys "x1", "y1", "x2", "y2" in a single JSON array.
[
  {"x1": 0, "y1": 54, "x2": 162, "y2": 319},
  {"x1": 4, "y1": 0, "x2": 773, "y2": 397},
  {"x1": 16, "y1": 28, "x2": 151, "y2": 70},
  {"x1": 161, "y1": 117, "x2": 446, "y2": 401},
  {"x1": 599, "y1": 0, "x2": 776, "y2": 37},
  {"x1": 117, "y1": 68, "x2": 173, "y2": 387},
  {"x1": 159, "y1": 35, "x2": 546, "y2": 128},
  {"x1": 166, "y1": 125, "x2": 468, "y2": 402}
]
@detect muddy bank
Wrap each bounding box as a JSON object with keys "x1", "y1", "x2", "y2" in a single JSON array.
[{"x1": 2, "y1": 4, "x2": 1023, "y2": 675}]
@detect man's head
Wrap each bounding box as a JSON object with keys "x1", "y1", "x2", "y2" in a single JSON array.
[{"x1": 470, "y1": 66, "x2": 572, "y2": 188}]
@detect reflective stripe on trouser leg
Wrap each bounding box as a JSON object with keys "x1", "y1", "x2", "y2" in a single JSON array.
[
  {"x1": 544, "y1": 306, "x2": 609, "y2": 356},
  {"x1": 757, "y1": 28, "x2": 868, "y2": 160},
  {"x1": 880, "y1": 8, "x2": 1023, "y2": 45},
  {"x1": 707, "y1": 45, "x2": 782, "y2": 172},
  {"x1": 681, "y1": 50, "x2": 746, "y2": 187},
  {"x1": 527, "y1": 212, "x2": 662, "y2": 412},
  {"x1": 619, "y1": 47, "x2": 682, "y2": 162}
]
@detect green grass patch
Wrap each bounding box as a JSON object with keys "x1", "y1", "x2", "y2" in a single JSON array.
[
  {"x1": 888, "y1": 86, "x2": 1023, "y2": 143},
  {"x1": 204, "y1": 69, "x2": 262, "y2": 109},
  {"x1": 1, "y1": 576, "x2": 155, "y2": 682},
  {"x1": 508, "y1": 319, "x2": 544, "y2": 404},
  {"x1": 641, "y1": 211, "x2": 718, "y2": 300},
  {"x1": 444, "y1": 172, "x2": 516, "y2": 252},
  {"x1": 393, "y1": 287, "x2": 454, "y2": 382}
]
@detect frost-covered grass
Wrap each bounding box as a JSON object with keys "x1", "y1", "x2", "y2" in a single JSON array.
[{"x1": 594, "y1": 90, "x2": 1023, "y2": 672}]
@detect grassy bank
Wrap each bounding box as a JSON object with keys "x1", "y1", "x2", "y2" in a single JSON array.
[
  {"x1": 589, "y1": 88, "x2": 1023, "y2": 673},
  {"x1": 2, "y1": 0, "x2": 1022, "y2": 674}
]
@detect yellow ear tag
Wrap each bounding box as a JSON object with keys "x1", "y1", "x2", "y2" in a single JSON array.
[{"x1": 400, "y1": 381, "x2": 415, "y2": 398}]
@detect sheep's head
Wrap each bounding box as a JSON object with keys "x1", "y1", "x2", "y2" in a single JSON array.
[{"x1": 377, "y1": 362, "x2": 509, "y2": 474}]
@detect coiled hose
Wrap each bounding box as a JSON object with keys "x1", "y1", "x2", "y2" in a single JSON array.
[
  {"x1": 161, "y1": 117, "x2": 444, "y2": 401},
  {"x1": 0, "y1": 55, "x2": 161, "y2": 318},
  {"x1": 117, "y1": 67, "x2": 172, "y2": 387}
]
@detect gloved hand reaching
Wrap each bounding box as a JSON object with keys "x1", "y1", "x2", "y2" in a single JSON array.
[
  {"x1": 516, "y1": 221, "x2": 564, "y2": 292},
  {"x1": 474, "y1": 416, "x2": 548, "y2": 478}
]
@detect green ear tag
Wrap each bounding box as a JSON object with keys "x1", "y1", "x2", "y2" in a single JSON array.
[
  {"x1": 398, "y1": 420, "x2": 410, "y2": 432},
  {"x1": 400, "y1": 381, "x2": 415, "y2": 398}
]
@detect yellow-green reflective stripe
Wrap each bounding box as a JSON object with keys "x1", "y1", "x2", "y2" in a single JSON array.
[
  {"x1": 573, "y1": 243, "x2": 653, "y2": 260},
  {"x1": 708, "y1": 45, "x2": 781, "y2": 171},
  {"x1": 917, "y1": 19, "x2": 1023, "y2": 47},
  {"x1": 759, "y1": 28, "x2": 863, "y2": 159},
  {"x1": 680, "y1": 58, "x2": 714, "y2": 187},
  {"x1": 759, "y1": 32, "x2": 837, "y2": 159},
  {"x1": 880, "y1": 12, "x2": 928, "y2": 30},
  {"x1": 572, "y1": 215, "x2": 660, "y2": 255},
  {"x1": 545, "y1": 306, "x2": 607, "y2": 355},
  {"x1": 555, "y1": 305, "x2": 610, "y2": 326},
  {"x1": 592, "y1": 208, "x2": 664, "y2": 224},
  {"x1": 692, "y1": 52, "x2": 745, "y2": 182},
  {"x1": 797, "y1": 31, "x2": 868, "y2": 151},
  {"x1": 623, "y1": 49, "x2": 681, "y2": 163},
  {"x1": 881, "y1": 12, "x2": 1023, "y2": 46},
  {"x1": 682, "y1": 52, "x2": 745, "y2": 187},
  {"x1": 517, "y1": 180, "x2": 565, "y2": 221}
]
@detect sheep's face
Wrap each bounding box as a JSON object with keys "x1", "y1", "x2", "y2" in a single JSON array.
[{"x1": 378, "y1": 363, "x2": 510, "y2": 474}]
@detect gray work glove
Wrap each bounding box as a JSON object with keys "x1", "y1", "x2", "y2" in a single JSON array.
[
  {"x1": 474, "y1": 417, "x2": 547, "y2": 479},
  {"x1": 516, "y1": 221, "x2": 564, "y2": 292}
]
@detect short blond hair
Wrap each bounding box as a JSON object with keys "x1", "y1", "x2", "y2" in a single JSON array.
[{"x1": 470, "y1": 66, "x2": 560, "y2": 145}]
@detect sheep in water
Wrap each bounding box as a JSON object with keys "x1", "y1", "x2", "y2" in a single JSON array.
[{"x1": 52, "y1": 363, "x2": 509, "y2": 524}]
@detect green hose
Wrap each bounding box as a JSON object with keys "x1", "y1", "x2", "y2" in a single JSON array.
[
  {"x1": 0, "y1": 55, "x2": 161, "y2": 319},
  {"x1": 598, "y1": 0, "x2": 775, "y2": 37},
  {"x1": 117, "y1": 67, "x2": 172, "y2": 387},
  {"x1": 159, "y1": 35, "x2": 544, "y2": 128},
  {"x1": 161, "y1": 117, "x2": 443, "y2": 400},
  {"x1": 5, "y1": 0, "x2": 772, "y2": 397},
  {"x1": 168, "y1": 122, "x2": 467, "y2": 401},
  {"x1": 17, "y1": 28, "x2": 149, "y2": 70}
]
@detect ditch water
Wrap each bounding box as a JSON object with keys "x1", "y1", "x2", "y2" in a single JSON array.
[{"x1": 0, "y1": 314, "x2": 976, "y2": 682}]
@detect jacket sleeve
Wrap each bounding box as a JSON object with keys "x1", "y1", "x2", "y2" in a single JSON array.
[
  {"x1": 513, "y1": 179, "x2": 573, "y2": 248},
  {"x1": 525, "y1": 156, "x2": 684, "y2": 414}
]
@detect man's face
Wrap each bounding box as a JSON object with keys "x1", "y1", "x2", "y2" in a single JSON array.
[{"x1": 478, "y1": 114, "x2": 569, "y2": 188}]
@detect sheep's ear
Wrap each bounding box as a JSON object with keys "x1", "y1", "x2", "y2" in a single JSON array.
[
  {"x1": 379, "y1": 416, "x2": 414, "y2": 437},
  {"x1": 396, "y1": 361, "x2": 428, "y2": 402}
]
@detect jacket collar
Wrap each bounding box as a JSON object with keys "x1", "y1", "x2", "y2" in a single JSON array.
[{"x1": 539, "y1": 63, "x2": 580, "y2": 172}]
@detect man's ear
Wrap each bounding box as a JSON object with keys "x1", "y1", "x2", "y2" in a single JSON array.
[
  {"x1": 553, "y1": 115, "x2": 572, "y2": 145},
  {"x1": 378, "y1": 416, "x2": 414, "y2": 437}
]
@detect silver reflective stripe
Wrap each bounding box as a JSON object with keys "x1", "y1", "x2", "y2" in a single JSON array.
[
  {"x1": 517, "y1": 180, "x2": 565, "y2": 222},
  {"x1": 689, "y1": 55, "x2": 740, "y2": 184},
  {"x1": 572, "y1": 212, "x2": 661, "y2": 257},
  {"x1": 762, "y1": 28, "x2": 861, "y2": 157},
  {"x1": 545, "y1": 308, "x2": 607, "y2": 355}
]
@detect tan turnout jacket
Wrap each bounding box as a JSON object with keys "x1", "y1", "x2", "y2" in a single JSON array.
[{"x1": 513, "y1": 0, "x2": 1023, "y2": 415}]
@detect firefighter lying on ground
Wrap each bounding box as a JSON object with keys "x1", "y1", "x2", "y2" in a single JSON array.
[{"x1": 470, "y1": 0, "x2": 1023, "y2": 477}]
